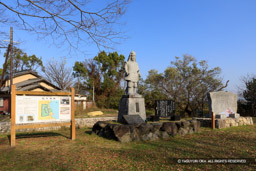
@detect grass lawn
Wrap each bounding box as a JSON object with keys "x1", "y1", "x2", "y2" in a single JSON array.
[{"x1": 0, "y1": 119, "x2": 255, "y2": 170}]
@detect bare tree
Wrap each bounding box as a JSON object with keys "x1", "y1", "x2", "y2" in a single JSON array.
[
  {"x1": 0, "y1": 0, "x2": 130, "y2": 50},
  {"x1": 44, "y1": 59, "x2": 74, "y2": 90}
]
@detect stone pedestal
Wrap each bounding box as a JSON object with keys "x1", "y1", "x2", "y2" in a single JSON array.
[{"x1": 118, "y1": 95, "x2": 146, "y2": 122}]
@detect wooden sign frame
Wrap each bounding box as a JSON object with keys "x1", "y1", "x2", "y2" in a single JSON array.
[
  {"x1": 212, "y1": 112, "x2": 215, "y2": 129},
  {"x1": 10, "y1": 84, "x2": 75, "y2": 147}
]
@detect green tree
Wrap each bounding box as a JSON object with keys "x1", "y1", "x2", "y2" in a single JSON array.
[
  {"x1": 138, "y1": 75, "x2": 168, "y2": 110},
  {"x1": 73, "y1": 51, "x2": 125, "y2": 109},
  {"x1": 4, "y1": 47, "x2": 44, "y2": 73},
  {"x1": 240, "y1": 76, "x2": 256, "y2": 117},
  {"x1": 142, "y1": 55, "x2": 223, "y2": 117}
]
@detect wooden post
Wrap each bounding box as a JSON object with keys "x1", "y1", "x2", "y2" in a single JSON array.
[
  {"x1": 212, "y1": 112, "x2": 215, "y2": 129},
  {"x1": 71, "y1": 88, "x2": 75, "y2": 140},
  {"x1": 10, "y1": 27, "x2": 13, "y2": 87},
  {"x1": 11, "y1": 84, "x2": 16, "y2": 146}
]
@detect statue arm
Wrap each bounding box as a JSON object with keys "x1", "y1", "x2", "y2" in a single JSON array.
[
  {"x1": 137, "y1": 64, "x2": 141, "y2": 77},
  {"x1": 124, "y1": 62, "x2": 128, "y2": 75},
  {"x1": 138, "y1": 70, "x2": 141, "y2": 77}
]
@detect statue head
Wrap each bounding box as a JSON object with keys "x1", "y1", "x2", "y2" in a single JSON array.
[{"x1": 128, "y1": 51, "x2": 136, "y2": 62}]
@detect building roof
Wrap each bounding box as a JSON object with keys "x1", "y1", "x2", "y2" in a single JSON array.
[
  {"x1": 0, "y1": 70, "x2": 62, "y2": 93},
  {"x1": 3, "y1": 70, "x2": 39, "y2": 80}
]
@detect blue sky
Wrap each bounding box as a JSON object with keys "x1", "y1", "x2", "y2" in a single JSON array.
[{"x1": 1, "y1": 0, "x2": 256, "y2": 93}]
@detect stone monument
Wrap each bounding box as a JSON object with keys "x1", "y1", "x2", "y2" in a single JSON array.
[
  {"x1": 117, "y1": 51, "x2": 146, "y2": 123},
  {"x1": 207, "y1": 91, "x2": 240, "y2": 119}
]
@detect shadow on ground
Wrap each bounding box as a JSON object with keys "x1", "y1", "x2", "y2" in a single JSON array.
[{"x1": 7, "y1": 132, "x2": 70, "y2": 143}]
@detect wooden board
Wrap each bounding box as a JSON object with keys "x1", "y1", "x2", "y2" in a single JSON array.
[
  {"x1": 16, "y1": 122, "x2": 71, "y2": 129},
  {"x1": 16, "y1": 91, "x2": 72, "y2": 96}
]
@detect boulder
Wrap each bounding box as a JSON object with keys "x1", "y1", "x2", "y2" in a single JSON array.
[
  {"x1": 92, "y1": 121, "x2": 106, "y2": 134},
  {"x1": 181, "y1": 121, "x2": 190, "y2": 129},
  {"x1": 190, "y1": 120, "x2": 200, "y2": 132},
  {"x1": 92, "y1": 120, "x2": 200, "y2": 142},
  {"x1": 112, "y1": 125, "x2": 131, "y2": 143},
  {"x1": 178, "y1": 128, "x2": 188, "y2": 136}
]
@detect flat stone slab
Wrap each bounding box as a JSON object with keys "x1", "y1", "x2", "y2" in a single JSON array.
[
  {"x1": 207, "y1": 91, "x2": 237, "y2": 115},
  {"x1": 122, "y1": 115, "x2": 145, "y2": 125}
]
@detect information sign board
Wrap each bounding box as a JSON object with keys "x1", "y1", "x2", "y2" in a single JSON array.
[{"x1": 16, "y1": 96, "x2": 71, "y2": 124}]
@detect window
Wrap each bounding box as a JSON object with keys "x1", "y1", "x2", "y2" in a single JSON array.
[{"x1": 0, "y1": 98, "x2": 3, "y2": 107}]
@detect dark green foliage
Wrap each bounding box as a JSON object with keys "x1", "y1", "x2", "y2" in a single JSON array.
[
  {"x1": 239, "y1": 77, "x2": 256, "y2": 117},
  {"x1": 140, "y1": 55, "x2": 223, "y2": 117},
  {"x1": 237, "y1": 99, "x2": 252, "y2": 116},
  {"x1": 3, "y1": 46, "x2": 44, "y2": 73},
  {"x1": 138, "y1": 77, "x2": 168, "y2": 110},
  {"x1": 73, "y1": 51, "x2": 125, "y2": 109}
]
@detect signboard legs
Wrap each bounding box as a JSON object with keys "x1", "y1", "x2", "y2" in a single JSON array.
[
  {"x1": 11, "y1": 85, "x2": 16, "y2": 147},
  {"x1": 212, "y1": 112, "x2": 215, "y2": 129},
  {"x1": 71, "y1": 88, "x2": 75, "y2": 140}
]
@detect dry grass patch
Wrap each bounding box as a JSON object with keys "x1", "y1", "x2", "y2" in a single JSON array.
[{"x1": 0, "y1": 121, "x2": 255, "y2": 170}]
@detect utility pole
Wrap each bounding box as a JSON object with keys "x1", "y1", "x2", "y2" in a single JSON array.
[
  {"x1": 10, "y1": 27, "x2": 13, "y2": 87},
  {"x1": 92, "y1": 81, "x2": 95, "y2": 102}
]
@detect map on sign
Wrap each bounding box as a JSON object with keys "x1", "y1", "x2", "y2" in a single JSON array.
[
  {"x1": 38, "y1": 100, "x2": 59, "y2": 120},
  {"x1": 16, "y1": 96, "x2": 71, "y2": 124}
]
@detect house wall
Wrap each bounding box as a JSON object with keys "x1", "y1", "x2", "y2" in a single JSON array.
[
  {"x1": 5, "y1": 74, "x2": 37, "y2": 86},
  {"x1": 39, "y1": 82, "x2": 55, "y2": 90},
  {"x1": 32, "y1": 88, "x2": 44, "y2": 91},
  {"x1": 0, "y1": 97, "x2": 10, "y2": 114}
]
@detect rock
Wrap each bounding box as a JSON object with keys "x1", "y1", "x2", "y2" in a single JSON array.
[
  {"x1": 179, "y1": 128, "x2": 188, "y2": 136},
  {"x1": 217, "y1": 119, "x2": 226, "y2": 129},
  {"x1": 181, "y1": 121, "x2": 190, "y2": 129},
  {"x1": 91, "y1": 119, "x2": 200, "y2": 142},
  {"x1": 141, "y1": 132, "x2": 153, "y2": 141},
  {"x1": 175, "y1": 122, "x2": 182, "y2": 129},
  {"x1": 112, "y1": 125, "x2": 131, "y2": 143},
  {"x1": 188, "y1": 128, "x2": 194, "y2": 134},
  {"x1": 151, "y1": 123, "x2": 163, "y2": 132},
  {"x1": 190, "y1": 120, "x2": 200, "y2": 132},
  {"x1": 129, "y1": 125, "x2": 140, "y2": 141},
  {"x1": 160, "y1": 122, "x2": 172, "y2": 133},
  {"x1": 92, "y1": 121, "x2": 106, "y2": 134},
  {"x1": 102, "y1": 124, "x2": 117, "y2": 140},
  {"x1": 151, "y1": 133, "x2": 160, "y2": 141},
  {"x1": 137, "y1": 123, "x2": 152, "y2": 135},
  {"x1": 170, "y1": 122, "x2": 178, "y2": 136},
  {"x1": 160, "y1": 131, "x2": 169, "y2": 139},
  {"x1": 160, "y1": 122, "x2": 177, "y2": 136}
]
